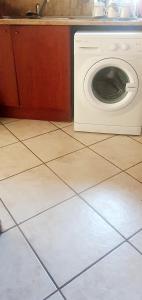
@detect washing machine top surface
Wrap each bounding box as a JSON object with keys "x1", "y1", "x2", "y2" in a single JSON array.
[{"x1": 75, "y1": 31, "x2": 142, "y2": 39}]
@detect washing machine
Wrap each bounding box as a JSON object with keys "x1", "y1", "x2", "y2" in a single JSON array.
[{"x1": 74, "y1": 31, "x2": 142, "y2": 135}]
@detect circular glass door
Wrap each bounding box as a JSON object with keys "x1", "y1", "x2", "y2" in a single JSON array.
[
  {"x1": 92, "y1": 66, "x2": 129, "y2": 104},
  {"x1": 84, "y1": 59, "x2": 138, "y2": 111}
]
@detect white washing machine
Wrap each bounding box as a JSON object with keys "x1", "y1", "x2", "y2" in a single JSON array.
[{"x1": 74, "y1": 31, "x2": 142, "y2": 135}]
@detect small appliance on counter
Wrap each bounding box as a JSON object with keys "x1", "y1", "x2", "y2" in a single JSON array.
[
  {"x1": 119, "y1": 0, "x2": 137, "y2": 19},
  {"x1": 92, "y1": 0, "x2": 106, "y2": 18},
  {"x1": 92, "y1": 0, "x2": 138, "y2": 19},
  {"x1": 106, "y1": 0, "x2": 119, "y2": 18},
  {"x1": 137, "y1": 0, "x2": 142, "y2": 17}
]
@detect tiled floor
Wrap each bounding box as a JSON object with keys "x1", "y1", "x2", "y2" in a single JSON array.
[{"x1": 0, "y1": 118, "x2": 142, "y2": 300}]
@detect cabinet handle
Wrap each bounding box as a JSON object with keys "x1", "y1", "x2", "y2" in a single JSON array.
[{"x1": 15, "y1": 31, "x2": 19, "y2": 35}]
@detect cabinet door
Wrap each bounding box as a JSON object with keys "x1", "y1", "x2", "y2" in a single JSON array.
[
  {"x1": 0, "y1": 26, "x2": 19, "y2": 107},
  {"x1": 12, "y1": 26, "x2": 71, "y2": 116}
]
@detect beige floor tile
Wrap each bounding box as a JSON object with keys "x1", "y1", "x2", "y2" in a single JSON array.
[
  {"x1": 51, "y1": 121, "x2": 72, "y2": 128},
  {"x1": 0, "y1": 117, "x2": 20, "y2": 124},
  {"x1": 62, "y1": 243, "x2": 142, "y2": 300},
  {"x1": 0, "y1": 124, "x2": 18, "y2": 147},
  {"x1": 91, "y1": 136, "x2": 142, "y2": 170},
  {"x1": 0, "y1": 165, "x2": 74, "y2": 223},
  {"x1": 0, "y1": 227, "x2": 56, "y2": 300},
  {"x1": 81, "y1": 173, "x2": 142, "y2": 237},
  {"x1": 20, "y1": 196, "x2": 123, "y2": 286},
  {"x1": 24, "y1": 130, "x2": 83, "y2": 162},
  {"x1": 5, "y1": 119, "x2": 56, "y2": 140},
  {"x1": 63, "y1": 124, "x2": 112, "y2": 146},
  {"x1": 130, "y1": 231, "x2": 142, "y2": 252},
  {"x1": 49, "y1": 292, "x2": 64, "y2": 300},
  {"x1": 132, "y1": 135, "x2": 142, "y2": 144},
  {"x1": 127, "y1": 163, "x2": 142, "y2": 182},
  {"x1": 0, "y1": 142, "x2": 40, "y2": 180},
  {"x1": 47, "y1": 148, "x2": 119, "y2": 193},
  {"x1": 0, "y1": 201, "x2": 15, "y2": 232}
]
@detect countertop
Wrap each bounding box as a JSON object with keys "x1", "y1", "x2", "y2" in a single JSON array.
[{"x1": 1, "y1": 16, "x2": 142, "y2": 26}]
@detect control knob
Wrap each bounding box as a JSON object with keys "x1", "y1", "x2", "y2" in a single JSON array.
[
  {"x1": 109, "y1": 44, "x2": 118, "y2": 51},
  {"x1": 121, "y1": 44, "x2": 130, "y2": 51}
]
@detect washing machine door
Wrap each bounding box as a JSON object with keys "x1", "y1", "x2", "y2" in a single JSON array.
[{"x1": 84, "y1": 58, "x2": 139, "y2": 111}]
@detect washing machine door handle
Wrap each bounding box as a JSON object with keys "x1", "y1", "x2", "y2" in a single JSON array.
[{"x1": 126, "y1": 82, "x2": 137, "y2": 91}]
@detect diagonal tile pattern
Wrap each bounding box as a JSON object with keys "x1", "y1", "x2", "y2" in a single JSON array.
[
  {"x1": 20, "y1": 196, "x2": 123, "y2": 286},
  {"x1": 62, "y1": 124, "x2": 112, "y2": 146},
  {"x1": 90, "y1": 135, "x2": 142, "y2": 169},
  {"x1": 0, "y1": 142, "x2": 41, "y2": 180},
  {"x1": 81, "y1": 173, "x2": 142, "y2": 238},
  {"x1": 24, "y1": 130, "x2": 83, "y2": 162},
  {"x1": 0, "y1": 228, "x2": 56, "y2": 300},
  {"x1": 0, "y1": 118, "x2": 142, "y2": 300},
  {"x1": 48, "y1": 292, "x2": 64, "y2": 300},
  {"x1": 5, "y1": 119, "x2": 57, "y2": 140},
  {"x1": 0, "y1": 200, "x2": 15, "y2": 232},
  {"x1": 129, "y1": 231, "x2": 142, "y2": 253},
  {"x1": 62, "y1": 243, "x2": 142, "y2": 300},
  {"x1": 0, "y1": 165, "x2": 74, "y2": 223},
  {"x1": 126, "y1": 162, "x2": 142, "y2": 183},
  {"x1": 0, "y1": 124, "x2": 18, "y2": 147},
  {"x1": 132, "y1": 135, "x2": 142, "y2": 144},
  {"x1": 47, "y1": 148, "x2": 119, "y2": 193}
]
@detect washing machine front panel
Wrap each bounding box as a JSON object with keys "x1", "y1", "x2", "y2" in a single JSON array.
[{"x1": 84, "y1": 58, "x2": 139, "y2": 111}]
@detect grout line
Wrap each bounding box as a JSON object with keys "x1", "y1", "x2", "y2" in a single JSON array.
[
  {"x1": 124, "y1": 170, "x2": 142, "y2": 184},
  {"x1": 0, "y1": 197, "x2": 66, "y2": 300},
  {"x1": 44, "y1": 146, "x2": 86, "y2": 164},
  {"x1": 59, "y1": 240, "x2": 126, "y2": 290},
  {"x1": 18, "y1": 195, "x2": 76, "y2": 226},
  {"x1": 2, "y1": 122, "x2": 85, "y2": 165},
  {"x1": 88, "y1": 145, "x2": 124, "y2": 171},
  {"x1": 78, "y1": 170, "x2": 123, "y2": 194},
  {"x1": 129, "y1": 136, "x2": 142, "y2": 145},
  {"x1": 0, "y1": 141, "x2": 19, "y2": 150},
  {"x1": 125, "y1": 160, "x2": 142, "y2": 172},
  {"x1": 20, "y1": 128, "x2": 59, "y2": 142},
  {"x1": 79, "y1": 194, "x2": 126, "y2": 240},
  {"x1": 126, "y1": 227, "x2": 142, "y2": 241},
  {"x1": 0, "y1": 119, "x2": 21, "y2": 125},
  {"x1": 61, "y1": 126, "x2": 114, "y2": 148},
  {"x1": 0, "y1": 163, "x2": 43, "y2": 182},
  {"x1": 42, "y1": 291, "x2": 62, "y2": 300},
  {"x1": 126, "y1": 240, "x2": 142, "y2": 256},
  {"x1": 60, "y1": 124, "x2": 115, "y2": 147},
  {"x1": 88, "y1": 142, "x2": 142, "y2": 177},
  {"x1": 0, "y1": 224, "x2": 17, "y2": 235},
  {"x1": 50, "y1": 121, "x2": 73, "y2": 129},
  {"x1": 84, "y1": 135, "x2": 115, "y2": 147}
]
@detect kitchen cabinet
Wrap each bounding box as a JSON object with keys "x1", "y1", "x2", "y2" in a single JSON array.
[
  {"x1": 0, "y1": 26, "x2": 19, "y2": 107},
  {"x1": 0, "y1": 25, "x2": 72, "y2": 121}
]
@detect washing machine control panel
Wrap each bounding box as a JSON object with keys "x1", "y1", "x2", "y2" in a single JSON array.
[
  {"x1": 109, "y1": 43, "x2": 130, "y2": 51},
  {"x1": 75, "y1": 37, "x2": 142, "y2": 55},
  {"x1": 107, "y1": 39, "x2": 142, "y2": 55}
]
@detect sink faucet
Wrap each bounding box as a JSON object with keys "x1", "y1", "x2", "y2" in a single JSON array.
[
  {"x1": 36, "y1": 3, "x2": 40, "y2": 16},
  {"x1": 36, "y1": 0, "x2": 50, "y2": 17}
]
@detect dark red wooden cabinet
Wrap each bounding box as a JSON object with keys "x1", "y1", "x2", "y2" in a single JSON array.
[
  {"x1": 0, "y1": 25, "x2": 72, "y2": 121},
  {"x1": 0, "y1": 26, "x2": 19, "y2": 107}
]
